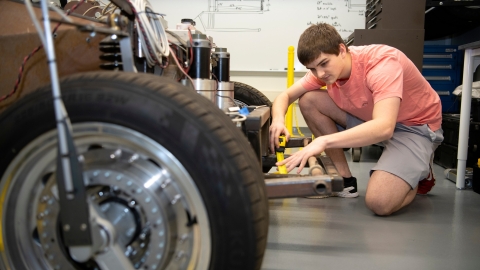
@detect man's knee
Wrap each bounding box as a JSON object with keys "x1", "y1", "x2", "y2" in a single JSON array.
[
  {"x1": 365, "y1": 194, "x2": 395, "y2": 216},
  {"x1": 298, "y1": 91, "x2": 317, "y2": 112}
]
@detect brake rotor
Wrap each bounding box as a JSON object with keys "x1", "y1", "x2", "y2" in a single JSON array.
[{"x1": 35, "y1": 148, "x2": 195, "y2": 270}]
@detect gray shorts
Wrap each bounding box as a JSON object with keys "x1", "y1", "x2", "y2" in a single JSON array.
[{"x1": 341, "y1": 114, "x2": 444, "y2": 189}]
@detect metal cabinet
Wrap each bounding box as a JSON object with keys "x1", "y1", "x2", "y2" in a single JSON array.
[
  {"x1": 346, "y1": 0, "x2": 426, "y2": 71},
  {"x1": 422, "y1": 45, "x2": 464, "y2": 113}
]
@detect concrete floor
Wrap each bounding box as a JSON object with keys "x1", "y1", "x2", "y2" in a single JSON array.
[{"x1": 261, "y1": 146, "x2": 480, "y2": 270}]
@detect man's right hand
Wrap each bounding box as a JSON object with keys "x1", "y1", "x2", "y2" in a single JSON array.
[{"x1": 269, "y1": 120, "x2": 290, "y2": 154}]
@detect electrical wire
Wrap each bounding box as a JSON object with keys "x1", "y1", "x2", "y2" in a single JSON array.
[
  {"x1": 0, "y1": 0, "x2": 85, "y2": 103},
  {"x1": 185, "y1": 28, "x2": 194, "y2": 75},
  {"x1": 127, "y1": 0, "x2": 170, "y2": 67},
  {"x1": 168, "y1": 42, "x2": 195, "y2": 87},
  {"x1": 165, "y1": 30, "x2": 188, "y2": 47},
  {"x1": 82, "y1": 5, "x2": 99, "y2": 16},
  {"x1": 226, "y1": 112, "x2": 247, "y2": 122},
  {"x1": 216, "y1": 94, "x2": 238, "y2": 108}
]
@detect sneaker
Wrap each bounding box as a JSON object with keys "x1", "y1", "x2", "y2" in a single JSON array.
[
  {"x1": 306, "y1": 177, "x2": 359, "y2": 199},
  {"x1": 417, "y1": 167, "x2": 435, "y2": 195}
]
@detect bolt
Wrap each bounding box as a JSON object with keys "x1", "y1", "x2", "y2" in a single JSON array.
[
  {"x1": 110, "y1": 149, "x2": 122, "y2": 159},
  {"x1": 179, "y1": 234, "x2": 188, "y2": 243},
  {"x1": 40, "y1": 195, "x2": 50, "y2": 203},
  {"x1": 37, "y1": 213, "x2": 45, "y2": 220},
  {"x1": 161, "y1": 179, "x2": 171, "y2": 189},
  {"x1": 174, "y1": 251, "x2": 185, "y2": 261},
  {"x1": 125, "y1": 245, "x2": 133, "y2": 257},
  {"x1": 63, "y1": 224, "x2": 70, "y2": 232},
  {"x1": 129, "y1": 199, "x2": 137, "y2": 207},
  {"x1": 171, "y1": 194, "x2": 182, "y2": 205},
  {"x1": 80, "y1": 223, "x2": 87, "y2": 231},
  {"x1": 126, "y1": 227, "x2": 135, "y2": 238},
  {"x1": 129, "y1": 154, "x2": 139, "y2": 163},
  {"x1": 112, "y1": 186, "x2": 121, "y2": 194}
]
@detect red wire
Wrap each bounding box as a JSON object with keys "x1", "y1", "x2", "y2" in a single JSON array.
[
  {"x1": 185, "y1": 28, "x2": 194, "y2": 75},
  {"x1": 0, "y1": 0, "x2": 86, "y2": 103}
]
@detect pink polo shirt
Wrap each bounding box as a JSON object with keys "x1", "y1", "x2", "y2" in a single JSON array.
[{"x1": 299, "y1": 45, "x2": 442, "y2": 131}]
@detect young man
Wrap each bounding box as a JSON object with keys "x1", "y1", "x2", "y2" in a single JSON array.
[{"x1": 269, "y1": 23, "x2": 443, "y2": 216}]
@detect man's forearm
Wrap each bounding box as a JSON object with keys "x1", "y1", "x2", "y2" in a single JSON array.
[{"x1": 271, "y1": 93, "x2": 290, "y2": 123}]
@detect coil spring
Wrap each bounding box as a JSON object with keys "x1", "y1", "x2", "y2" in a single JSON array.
[{"x1": 99, "y1": 36, "x2": 123, "y2": 70}]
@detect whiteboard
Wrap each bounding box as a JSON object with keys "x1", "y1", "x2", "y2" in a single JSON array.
[{"x1": 153, "y1": 0, "x2": 366, "y2": 71}]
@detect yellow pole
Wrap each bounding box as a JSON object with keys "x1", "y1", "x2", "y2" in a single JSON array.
[{"x1": 286, "y1": 46, "x2": 295, "y2": 135}]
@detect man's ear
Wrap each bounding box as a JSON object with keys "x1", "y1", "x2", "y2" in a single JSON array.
[{"x1": 339, "y1": 44, "x2": 347, "y2": 57}]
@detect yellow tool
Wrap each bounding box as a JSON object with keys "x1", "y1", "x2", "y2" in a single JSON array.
[{"x1": 276, "y1": 135, "x2": 288, "y2": 174}]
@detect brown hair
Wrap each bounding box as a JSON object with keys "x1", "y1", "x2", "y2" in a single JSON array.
[{"x1": 297, "y1": 23, "x2": 348, "y2": 65}]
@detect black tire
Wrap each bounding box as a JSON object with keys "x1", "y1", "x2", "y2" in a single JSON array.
[
  {"x1": 0, "y1": 72, "x2": 268, "y2": 270},
  {"x1": 233, "y1": 81, "x2": 272, "y2": 107},
  {"x1": 233, "y1": 82, "x2": 272, "y2": 173}
]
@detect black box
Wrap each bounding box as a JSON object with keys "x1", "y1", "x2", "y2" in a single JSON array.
[
  {"x1": 434, "y1": 114, "x2": 480, "y2": 169},
  {"x1": 434, "y1": 143, "x2": 459, "y2": 169},
  {"x1": 441, "y1": 114, "x2": 480, "y2": 146},
  {"x1": 472, "y1": 98, "x2": 480, "y2": 122},
  {"x1": 473, "y1": 164, "x2": 480, "y2": 195}
]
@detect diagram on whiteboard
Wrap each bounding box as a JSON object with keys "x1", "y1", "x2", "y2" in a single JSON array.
[
  {"x1": 196, "y1": 0, "x2": 270, "y2": 32},
  {"x1": 312, "y1": 1, "x2": 365, "y2": 34},
  {"x1": 345, "y1": 0, "x2": 366, "y2": 14},
  {"x1": 154, "y1": 0, "x2": 366, "y2": 71}
]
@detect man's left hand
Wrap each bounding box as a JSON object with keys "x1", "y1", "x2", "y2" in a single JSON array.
[{"x1": 276, "y1": 138, "x2": 327, "y2": 174}]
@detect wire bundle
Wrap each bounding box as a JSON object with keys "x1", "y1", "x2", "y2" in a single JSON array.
[{"x1": 128, "y1": 0, "x2": 169, "y2": 66}]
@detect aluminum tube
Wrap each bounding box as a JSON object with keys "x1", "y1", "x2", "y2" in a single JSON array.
[
  {"x1": 304, "y1": 140, "x2": 325, "y2": 176},
  {"x1": 264, "y1": 175, "x2": 332, "y2": 199},
  {"x1": 191, "y1": 78, "x2": 217, "y2": 103},
  {"x1": 216, "y1": 81, "x2": 235, "y2": 111},
  {"x1": 456, "y1": 48, "x2": 479, "y2": 189}
]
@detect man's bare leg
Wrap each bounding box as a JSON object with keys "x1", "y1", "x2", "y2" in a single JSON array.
[
  {"x1": 365, "y1": 170, "x2": 417, "y2": 215},
  {"x1": 298, "y1": 90, "x2": 352, "y2": 178}
]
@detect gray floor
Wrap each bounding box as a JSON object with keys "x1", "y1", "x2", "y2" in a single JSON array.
[{"x1": 261, "y1": 146, "x2": 480, "y2": 270}]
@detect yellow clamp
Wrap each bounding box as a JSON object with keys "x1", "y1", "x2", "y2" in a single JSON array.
[{"x1": 276, "y1": 135, "x2": 288, "y2": 174}]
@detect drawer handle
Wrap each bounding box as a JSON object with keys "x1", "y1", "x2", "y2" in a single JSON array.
[
  {"x1": 346, "y1": 38, "x2": 354, "y2": 46},
  {"x1": 436, "y1": 91, "x2": 450, "y2": 96},
  {"x1": 368, "y1": 23, "x2": 377, "y2": 29},
  {"x1": 368, "y1": 16, "x2": 377, "y2": 24},
  {"x1": 423, "y1": 54, "x2": 453, "y2": 59},
  {"x1": 424, "y1": 76, "x2": 451, "y2": 81},
  {"x1": 367, "y1": 9, "x2": 376, "y2": 17},
  {"x1": 422, "y1": 65, "x2": 452, "y2": 69}
]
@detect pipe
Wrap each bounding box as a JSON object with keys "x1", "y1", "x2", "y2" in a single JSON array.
[{"x1": 285, "y1": 46, "x2": 295, "y2": 135}]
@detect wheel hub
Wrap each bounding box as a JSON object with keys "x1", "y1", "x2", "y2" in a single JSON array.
[{"x1": 35, "y1": 147, "x2": 195, "y2": 269}]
